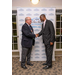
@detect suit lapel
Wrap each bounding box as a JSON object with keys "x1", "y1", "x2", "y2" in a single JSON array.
[
  {"x1": 30, "y1": 25, "x2": 33, "y2": 31},
  {"x1": 25, "y1": 23, "x2": 31, "y2": 32}
]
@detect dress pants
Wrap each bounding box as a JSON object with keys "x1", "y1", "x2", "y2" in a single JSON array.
[
  {"x1": 45, "y1": 43, "x2": 54, "y2": 66},
  {"x1": 21, "y1": 47, "x2": 32, "y2": 67}
]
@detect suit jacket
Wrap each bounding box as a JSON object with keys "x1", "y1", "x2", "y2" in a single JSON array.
[
  {"x1": 21, "y1": 23, "x2": 35, "y2": 48},
  {"x1": 38, "y1": 19, "x2": 56, "y2": 45}
]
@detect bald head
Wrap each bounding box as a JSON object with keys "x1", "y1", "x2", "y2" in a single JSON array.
[
  {"x1": 40, "y1": 14, "x2": 46, "y2": 22},
  {"x1": 25, "y1": 17, "x2": 32, "y2": 25}
]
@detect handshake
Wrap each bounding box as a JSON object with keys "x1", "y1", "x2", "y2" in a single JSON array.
[
  {"x1": 31, "y1": 30, "x2": 39, "y2": 37},
  {"x1": 35, "y1": 34, "x2": 39, "y2": 37}
]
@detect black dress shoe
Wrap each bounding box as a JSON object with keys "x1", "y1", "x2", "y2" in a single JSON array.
[
  {"x1": 43, "y1": 65, "x2": 52, "y2": 69},
  {"x1": 21, "y1": 66, "x2": 27, "y2": 69},
  {"x1": 27, "y1": 63, "x2": 33, "y2": 66},
  {"x1": 42, "y1": 63, "x2": 47, "y2": 65}
]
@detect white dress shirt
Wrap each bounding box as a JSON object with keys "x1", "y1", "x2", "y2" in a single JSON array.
[{"x1": 43, "y1": 19, "x2": 46, "y2": 28}]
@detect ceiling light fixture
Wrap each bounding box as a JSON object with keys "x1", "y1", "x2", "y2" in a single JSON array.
[{"x1": 30, "y1": 0, "x2": 40, "y2": 5}]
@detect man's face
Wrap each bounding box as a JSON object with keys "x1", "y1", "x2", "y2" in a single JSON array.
[
  {"x1": 40, "y1": 16, "x2": 44, "y2": 22},
  {"x1": 27, "y1": 18, "x2": 32, "y2": 25}
]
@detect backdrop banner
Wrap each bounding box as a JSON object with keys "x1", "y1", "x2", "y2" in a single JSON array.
[{"x1": 17, "y1": 7, "x2": 56, "y2": 61}]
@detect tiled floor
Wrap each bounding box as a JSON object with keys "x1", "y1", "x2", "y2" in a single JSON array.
[{"x1": 12, "y1": 56, "x2": 62, "y2": 75}]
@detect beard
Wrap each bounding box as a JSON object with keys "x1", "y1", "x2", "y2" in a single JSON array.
[{"x1": 41, "y1": 20, "x2": 44, "y2": 22}]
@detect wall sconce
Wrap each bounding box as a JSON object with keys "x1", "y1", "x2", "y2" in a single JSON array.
[{"x1": 30, "y1": 0, "x2": 40, "y2": 5}]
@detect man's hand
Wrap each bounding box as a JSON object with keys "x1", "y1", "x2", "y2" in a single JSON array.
[
  {"x1": 35, "y1": 34, "x2": 39, "y2": 37},
  {"x1": 50, "y1": 42, "x2": 53, "y2": 45}
]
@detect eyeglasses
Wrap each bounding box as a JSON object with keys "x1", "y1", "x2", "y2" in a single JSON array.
[{"x1": 27, "y1": 19, "x2": 32, "y2": 20}]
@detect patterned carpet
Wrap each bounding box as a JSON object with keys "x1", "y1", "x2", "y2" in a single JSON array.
[{"x1": 12, "y1": 56, "x2": 62, "y2": 75}]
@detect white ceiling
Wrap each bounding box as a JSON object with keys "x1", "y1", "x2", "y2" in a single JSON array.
[{"x1": 12, "y1": 0, "x2": 62, "y2": 10}]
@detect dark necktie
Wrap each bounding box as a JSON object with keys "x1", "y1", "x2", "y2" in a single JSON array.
[
  {"x1": 29, "y1": 25, "x2": 32, "y2": 30},
  {"x1": 29, "y1": 25, "x2": 34, "y2": 34}
]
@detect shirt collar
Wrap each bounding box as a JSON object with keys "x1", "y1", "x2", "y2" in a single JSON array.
[
  {"x1": 26, "y1": 23, "x2": 30, "y2": 26},
  {"x1": 44, "y1": 19, "x2": 46, "y2": 23}
]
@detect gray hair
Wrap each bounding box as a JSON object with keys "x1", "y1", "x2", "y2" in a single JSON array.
[
  {"x1": 25, "y1": 17, "x2": 28, "y2": 21},
  {"x1": 25, "y1": 17, "x2": 31, "y2": 22}
]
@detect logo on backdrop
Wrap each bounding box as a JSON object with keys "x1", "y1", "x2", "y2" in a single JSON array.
[
  {"x1": 49, "y1": 13, "x2": 54, "y2": 16},
  {"x1": 18, "y1": 8, "x2": 24, "y2": 11},
  {"x1": 19, "y1": 19, "x2": 24, "y2": 21},
  {"x1": 26, "y1": 13, "x2": 32, "y2": 16},
  {"x1": 19, "y1": 23, "x2": 24, "y2": 26},
  {"x1": 41, "y1": 8, "x2": 47, "y2": 11},
  {"x1": 42, "y1": 49, "x2": 45, "y2": 52},
  {"x1": 42, "y1": 56, "x2": 46, "y2": 58},
  {"x1": 19, "y1": 13, "x2": 24, "y2": 16},
  {"x1": 35, "y1": 38, "x2": 40, "y2": 41},
  {"x1": 42, "y1": 53, "x2": 46, "y2": 55},
  {"x1": 35, "y1": 42, "x2": 40, "y2": 44},
  {"x1": 35, "y1": 46, "x2": 39, "y2": 48},
  {"x1": 34, "y1": 13, "x2": 39, "y2": 16},
  {"x1": 34, "y1": 9, "x2": 39, "y2": 11},
  {"x1": 32, "y1": 17, "x2": 41, "y2": 23},
  {"x1": 26, "y1": 8, "x2": 32, "y2": 11},
  {"x1": 35, "y1": 50, "x2": 39, "y2": 52},
  {"x1": 35, "y1": 53, "x2": 40, "y2": 55},
  {"x1": 31, "y1": 23, "x2": 42, "y2": 25},
  {"x1": 38, "y1": 26, "x2": 41, "y2": 28},
  {"x1": 35, "y1": 56, "x2": 40, "y2": 58},
  {"x1": 32, "y1": 26, "x2": 37, "y2": 28},
  {"x1": 49, "y1": 8, "x2": 54, "y2": 11},
  {"x1": 32, "y1": 26, "x2": 41, "y2": 28}
]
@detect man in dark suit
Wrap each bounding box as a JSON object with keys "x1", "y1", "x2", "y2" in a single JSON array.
[
  {"x1": 36, "y1": 14, "x2": 56, "y2": 69},
  {"x1": 21, "y1": 17, "x2": 37, "y2": 69}
]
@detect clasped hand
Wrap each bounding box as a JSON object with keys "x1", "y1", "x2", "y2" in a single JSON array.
[{"x1": 35, "y1": 34, "x2": 39, "y2": 37}]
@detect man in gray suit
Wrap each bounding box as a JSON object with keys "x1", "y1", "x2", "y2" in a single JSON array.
[{"x1": 36, "y1": 14, "x2": 56, "y2": 69}]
